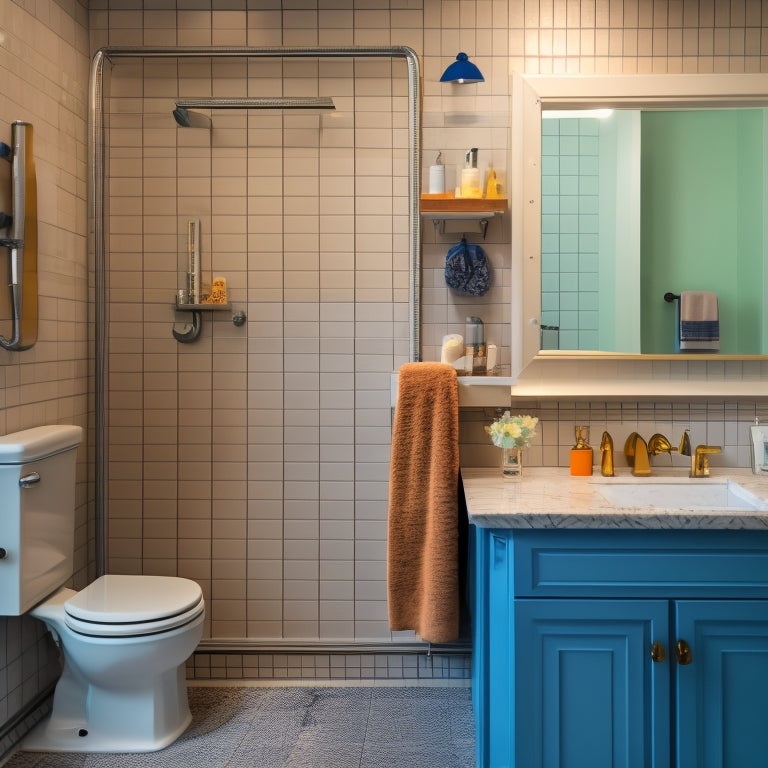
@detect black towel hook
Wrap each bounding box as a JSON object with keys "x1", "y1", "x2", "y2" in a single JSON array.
[{"x1": 664, "y1": 292, "x2": 680, "y2": 303}]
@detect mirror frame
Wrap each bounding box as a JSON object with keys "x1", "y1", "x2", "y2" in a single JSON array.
[{"x1": 510, "y1": 72, "x2": 768, "y2": 397}]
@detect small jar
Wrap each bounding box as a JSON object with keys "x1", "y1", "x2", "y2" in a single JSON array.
[{"x1": 570, "y1": 426, "x2": 593, "y2": 476}]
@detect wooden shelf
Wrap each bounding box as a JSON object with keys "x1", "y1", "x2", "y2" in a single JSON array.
[
  {"x1": 420, "y1": 196, "x2": 507, "y2": 214},
  {"x1": 420, "y1": 196, "x2": 507, "y2": 238},
  {"x1": 174, "y1": 303, "x2": 231, "y2": 311}
]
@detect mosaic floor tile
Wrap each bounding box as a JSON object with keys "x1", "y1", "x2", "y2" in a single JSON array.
[{"x1": 4, "y1": 686, "x2": 475, "y2": 768}]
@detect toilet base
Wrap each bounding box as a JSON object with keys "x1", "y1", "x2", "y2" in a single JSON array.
[
  {"x1": 21, "y1": 663, "x2": 193, "y2": 753},
  {"x1": 22, "y1": 709, "x2": 192, "y2": 754}
]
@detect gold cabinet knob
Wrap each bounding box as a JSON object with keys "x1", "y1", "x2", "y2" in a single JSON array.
[
  {"x1": 651, "y1": 641, "x2": 666, "y2": 663},
  {"x1": 676, "y1": 639, "x2": 693, "y2": 665}
]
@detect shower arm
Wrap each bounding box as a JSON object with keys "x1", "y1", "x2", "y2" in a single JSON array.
[{"x1": 175, "y1": 97, "x2": 336, "y2": 110}]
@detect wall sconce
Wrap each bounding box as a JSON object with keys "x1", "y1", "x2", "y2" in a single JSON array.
[{"x1": 439, "y1": 52, "x2": 484, "y2": 84}]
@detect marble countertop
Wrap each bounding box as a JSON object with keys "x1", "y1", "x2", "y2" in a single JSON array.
[{"x1": 461, "y1": 466, "x2": 768, "y2": 530}]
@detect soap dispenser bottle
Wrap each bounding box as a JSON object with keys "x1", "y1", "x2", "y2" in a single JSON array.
[
  {"x1": 570, "y1": 426, "x2": 593, "y2": 476},
  {"x1": 460, "y1": 148, "x2": 482, "y2": 199}
]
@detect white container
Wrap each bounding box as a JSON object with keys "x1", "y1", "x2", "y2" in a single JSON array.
[
  {"x1": 429, "y1": 164, "x2": 446, "y2": 193},
  {"x1": 460, "y1": 167, "x2": 482, "y2": 198}
]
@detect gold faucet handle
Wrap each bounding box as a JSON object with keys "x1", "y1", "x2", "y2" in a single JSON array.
[
  {"x1": 679, "y1": 429, "x2": 692, "y2": 456},
  {"x1": 648, "y1": 433, "x2": 673, "y2": 456},
  {"x1": 624, "y1": 432, "x2": 639, "y2": 466},
  {"x1": 600, "y1": 431, "x2": 615, "y2": 477}
]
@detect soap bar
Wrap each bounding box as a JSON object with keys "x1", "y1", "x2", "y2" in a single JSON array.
[{"x1": 570, "y1": 447, "x2": 593, "y2": 476}]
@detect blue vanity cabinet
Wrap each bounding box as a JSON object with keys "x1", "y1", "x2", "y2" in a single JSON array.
[
  {"x1": 514, "y1": 598, "x2": 670, "y2": 768},
  {"x1": 470, "y1": 526, "x2": 768, "y2": 768},
  {"x1": 675, "y1": 600, "x2": 768, "y2": 768}
]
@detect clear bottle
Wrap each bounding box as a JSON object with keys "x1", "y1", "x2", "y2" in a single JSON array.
[{"x1": 464, "y1": 316, "x2": 486, "y2": 375}]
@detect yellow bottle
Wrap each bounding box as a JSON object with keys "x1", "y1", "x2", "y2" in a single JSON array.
[
  {"x1": 485, "y1": 168, "x2": 502, "y2": 199},
  {"x1": 570, "y1": 426, "x2": 593, "y2": 476}
]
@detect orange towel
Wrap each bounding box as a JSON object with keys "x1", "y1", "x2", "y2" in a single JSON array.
[{"x1": 387, "y1": 362, "x2": 460, "y2": 643}]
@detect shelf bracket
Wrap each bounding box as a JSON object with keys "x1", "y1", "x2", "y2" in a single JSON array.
[{"x1": 431, "y1": 217, "x2": 490, "y2": 240}]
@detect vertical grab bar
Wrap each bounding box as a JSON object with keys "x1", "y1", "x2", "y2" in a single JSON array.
[{"x1": 0, "y1": 121, "x2": 38, "y2": 351}]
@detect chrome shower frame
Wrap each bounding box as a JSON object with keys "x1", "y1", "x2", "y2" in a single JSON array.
[{"x1": 88, "y1": 46, "x2": 422, "y2": 574}]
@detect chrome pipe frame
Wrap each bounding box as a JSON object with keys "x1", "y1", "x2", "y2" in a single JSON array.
[{"x1": 89, "y1": 46, "x2": 421, "y2": 575}]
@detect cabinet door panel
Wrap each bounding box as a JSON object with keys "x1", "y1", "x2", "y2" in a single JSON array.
[
  {"x1": 676, "y1": 600, "x2": 768, "y2": 768},
  {"x1": 515, "y1": 599, "x2": 670, "y2": 768}
]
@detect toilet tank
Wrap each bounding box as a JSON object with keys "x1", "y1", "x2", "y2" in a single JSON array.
[{"x1": 0, "y1": 425, "x2": 83, "y2": 615}]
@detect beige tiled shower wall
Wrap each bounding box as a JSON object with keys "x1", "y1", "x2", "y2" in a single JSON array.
[{"x1": 103, "y1": 55, "x2": 412, "y2": 643}]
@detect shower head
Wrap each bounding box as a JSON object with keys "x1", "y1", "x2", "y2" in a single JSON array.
[{"x1": 172, "y1": 107, "x2": 212, "y2": 129}]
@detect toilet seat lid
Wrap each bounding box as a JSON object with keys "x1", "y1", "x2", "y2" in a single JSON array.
[{"x1": 65, "y1": 575, "x2": 203, "y2": 624}]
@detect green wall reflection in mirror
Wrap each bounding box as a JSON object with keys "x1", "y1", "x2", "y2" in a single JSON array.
[{"x1": 541, "y1": 107, "x2": 767, "y2": 355}]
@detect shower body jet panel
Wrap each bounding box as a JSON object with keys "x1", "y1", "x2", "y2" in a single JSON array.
[{"x1": 0, "y1": 121, "x2": 38, "y2": 351}]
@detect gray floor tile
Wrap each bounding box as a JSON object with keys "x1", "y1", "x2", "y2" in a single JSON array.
[{"x1": 4, "y1": 686, "x2": 476, "y2": 768}]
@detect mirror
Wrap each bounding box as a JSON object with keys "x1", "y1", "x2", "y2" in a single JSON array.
[
  {"x1": 540, "y1": 106, "x2": 766, "y2": 355},
  {"x1": 512, "y1": 73, "x2": 768, "y2": 382}
]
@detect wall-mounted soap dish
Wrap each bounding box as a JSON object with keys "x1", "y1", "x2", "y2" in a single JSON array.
[{"x1": 172, "y1": 300, "x2": 245, "y2": 343}]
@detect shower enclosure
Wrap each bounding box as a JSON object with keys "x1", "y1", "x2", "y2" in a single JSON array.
[{"x1": 89, "y1": 47, "x2": 425, "y2": 656}]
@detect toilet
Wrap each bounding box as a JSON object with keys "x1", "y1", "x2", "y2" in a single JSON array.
[{"x1": 0, "y1": 424, "x2": 205, "y2": 753}]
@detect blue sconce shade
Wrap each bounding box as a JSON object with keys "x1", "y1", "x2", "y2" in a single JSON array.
[{"x1": 439, "y1": 52, "x2": 484, "y2": 84}]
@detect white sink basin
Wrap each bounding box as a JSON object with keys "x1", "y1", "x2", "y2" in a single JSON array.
[{"x1": 593, "y1": 479, "x2": 765, "y2": 511}]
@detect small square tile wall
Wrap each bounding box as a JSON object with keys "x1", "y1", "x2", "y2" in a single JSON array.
[
  {"x1": 187, "y1": 651, "x2": 471, "y2": 683},
  {"x1": 540, "y1": 116, "x2": 601, "y2": 351},
  {"x1": 0, "y1": 0, "x2": 91, "y2": 756},
  {"x1": 459, "y1": 400, "x2": 768, "y2": 471},
  {"x1": 103, "y1": 54, "x2": 412, "y2": 646}
]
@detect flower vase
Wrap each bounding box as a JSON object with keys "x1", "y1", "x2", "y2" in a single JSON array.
[{"x1": 501, "y1": 446, "x2": 523, "y2": 480}]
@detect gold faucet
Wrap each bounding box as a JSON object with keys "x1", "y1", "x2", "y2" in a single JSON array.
[
  {"x1": 600, "y1": 431, "x2": 614, "y2": 477},
  {"x1": 624, "y1": 432, "x2": 651, "y2": 476},
  {"x1": 691, "y1": 444, "x2": 722, "y2": 478},
  {"x1": 648, "y1": 433, "x2": 674, "y2": 457}
]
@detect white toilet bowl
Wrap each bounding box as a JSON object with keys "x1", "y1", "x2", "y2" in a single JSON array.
[{"x1": 22, "y1": 574, "x2": 205, "y2": 753}]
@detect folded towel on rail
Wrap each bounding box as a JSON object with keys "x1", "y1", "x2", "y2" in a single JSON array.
[
  {"x1": 387, "y1": 362, "x2": 460, "y2": 644},
  {"x1": 679, "y1": 290, "x2": 719, "y2": 352}
]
